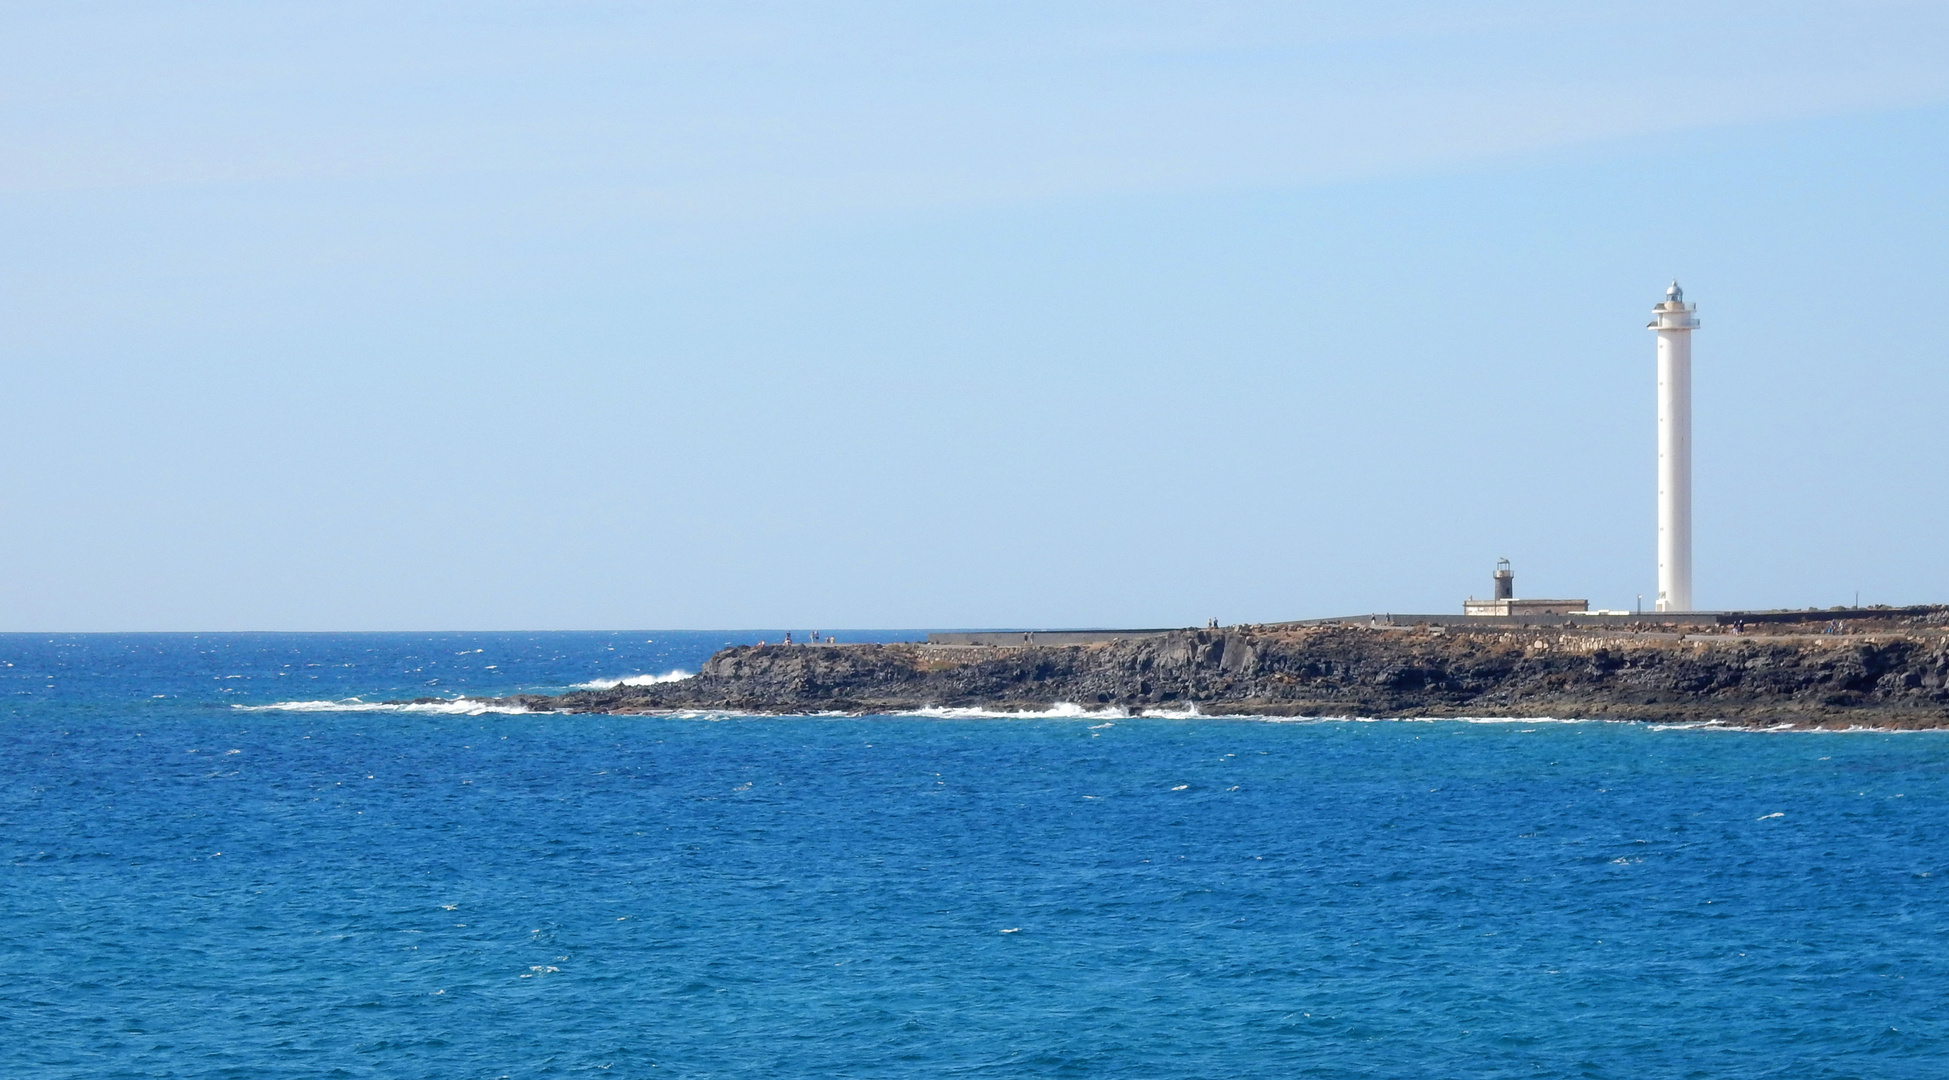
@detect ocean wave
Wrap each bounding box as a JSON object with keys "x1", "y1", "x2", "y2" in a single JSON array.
[
  {"x1": 1636, "y1": 718, "x2": 1949, "y2": 734},
  {"x1": 1450, "y1": 715, "x2": 1598, "y2": 724},
  {"x1": 896, "y1": 705, "x2": 1647, "y2": 724},
  {"x1": 895, "y1": 708, "x2": 1628, "y2": 725},
  {"x1": 575, "y1": 670, "x2": 694, "y2": 689},
  {"x1": 232, "y1": 698, "x2": 533, "y2": 715},
  {"x1": 902, "y1": 707, "x2": 1610, "y2": 724},
  {"x1": 905, "y1": 703, "x2": 1231, "y2": 721},
  {"x1": 1244, "y1": 714, "x2": 1621, "y2": 725}
]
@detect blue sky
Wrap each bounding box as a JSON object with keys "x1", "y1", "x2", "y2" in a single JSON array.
[{"x1": 2, "y1": 2, "x2": 1946, "y2": 630}]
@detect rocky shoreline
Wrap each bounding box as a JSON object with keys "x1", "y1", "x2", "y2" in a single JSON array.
[{"x1": 479, "y1": 612, "x2": 1949, "y2": 729}]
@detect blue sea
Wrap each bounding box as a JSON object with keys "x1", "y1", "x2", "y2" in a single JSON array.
[{"x1": 5, "y1": 631, "x2": 1945, "y2": 1078}]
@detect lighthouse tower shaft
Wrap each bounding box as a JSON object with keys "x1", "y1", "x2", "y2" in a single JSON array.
[{"x1": 1650, "y1": 284, "x2": 1698, "y2": 612}]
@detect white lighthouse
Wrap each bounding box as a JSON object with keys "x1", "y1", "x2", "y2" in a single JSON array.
[{"x1": 1649, "y1": 282, "x2": 1698, "y2": 612}]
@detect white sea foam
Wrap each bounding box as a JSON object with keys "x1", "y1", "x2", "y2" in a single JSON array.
[
  {"x1": 905, "y1": 702, "x2": 1227, "y2": 721},
  {"x1": 1649, "y1": 720, "x2": 1947, "y2": 735},
  {"x1": 1453, "y1": 715, "x2": 1588, "y2": 724},
  {"x1": 865, "y1": 704, "x2": 1610, "y2": 723},
  {"x1": 575, "y1": 670, "x2": 694, "y2": 689},
  {"x1": 559, "y1": 707, "x2": 852, "y2": 721},
  {"x1": 1644, "y1": 719, "x2": 1728, "y2": 731},
  {"x1": 1243, "y1": 713, "x2": 1601, "y2": 725},
  {"x1": 233, "y1": 698, "x2": 533, "y2": 716}
]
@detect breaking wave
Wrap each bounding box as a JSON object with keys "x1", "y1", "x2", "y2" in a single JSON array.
[
  {"x1": 575, "y1": 670, "x2": 694, "y2": 689},
  {"x1": 901, "y1": 707, "x2": 1613, "y2": 725},
  {"x1": 906, "y1": 703, "x2": 1231, "y2": 721}
]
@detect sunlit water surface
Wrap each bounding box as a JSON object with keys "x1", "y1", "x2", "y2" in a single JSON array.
[{"x1": 4, "y1": 632, "x2": 1945, "y2": 1078}]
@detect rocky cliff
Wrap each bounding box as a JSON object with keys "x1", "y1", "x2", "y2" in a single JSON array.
[{"x1": 501, "y1": 617, "x2": 1949, "y2": 728}]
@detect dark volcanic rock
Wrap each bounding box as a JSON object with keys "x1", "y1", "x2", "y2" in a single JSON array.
[{"x1": 499, "y1": 622, "x2": 1949, "y2": 728}]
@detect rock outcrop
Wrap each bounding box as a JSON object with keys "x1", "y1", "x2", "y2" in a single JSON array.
[{"x1": 495, "y1": 618, "x2": 1949, "y2": 728}]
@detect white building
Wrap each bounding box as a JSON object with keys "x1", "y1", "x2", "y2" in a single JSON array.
[{"x1": 1649, "y1": 282, "x2": 1698, "y2": 612}]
